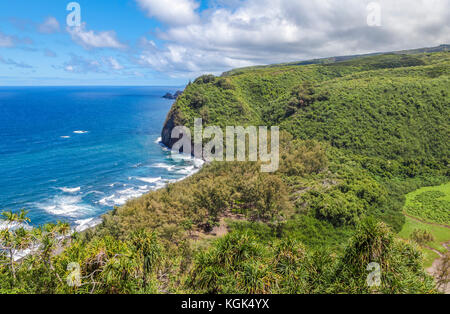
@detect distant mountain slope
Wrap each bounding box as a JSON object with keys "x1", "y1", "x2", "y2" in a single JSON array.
[{"x1": 221, "y1": 44, "x2": 449, "y2": 76}]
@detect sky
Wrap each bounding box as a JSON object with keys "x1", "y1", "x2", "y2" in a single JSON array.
[{"x1": 0, "y1": 0, "x2": 448, "y2": 86}]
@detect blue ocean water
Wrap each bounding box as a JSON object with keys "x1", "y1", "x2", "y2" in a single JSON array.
[{"x1": 0, "y1": 86, "x2": 201, "y2": 231}]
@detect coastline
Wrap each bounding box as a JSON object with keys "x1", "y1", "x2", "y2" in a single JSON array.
[
  {"x1": 0, "y1": 135, "x2": 205, "y2": 260},
  {"x1": 1, "y1": 136, "x2": 205, "y2": 262},
  {"x1": 73, "y1": 136, "x2": 205, "y2": 233}
]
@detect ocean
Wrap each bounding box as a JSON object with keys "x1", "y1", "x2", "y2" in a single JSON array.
[{"x1": 0, "y1": 86, "x2": 201, "y2": 231}]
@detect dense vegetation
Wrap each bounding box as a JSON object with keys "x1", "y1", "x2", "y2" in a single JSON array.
[
  {"x1": 164, "y1": 50, "x2": 449, "y2": 229},
  {"x1": 1, "y1": 49, "x2": 449, "y2": 293}
]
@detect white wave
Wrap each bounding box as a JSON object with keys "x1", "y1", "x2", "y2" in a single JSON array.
[
  {"x1": 38, "y1": 195, "x2": 92, "y2": 218},
  {"x1": 193, "y1": 158, "x2": 205, "y2": 168},
  {"x1": 58, "y1": 187, "x2": 81, "y2": 193},
  {"x1": 170, "y1": 152, "x2": 194, "y2": 162},
  {"x1": 174, "y1": 156, "x2": 203, "y2": 176},
  {"x1": 12, "y1": 244, "x2": 41, "y2": 261},
  {"x1": 83, "y1": 190, "x2": 105, "y2": 197},
  {"x1": 175, "y1": 166, "x2": 195, "y2": 175},
  {"x1": 0, "y1": 220, "x2": 32, "y2": 231},
  {"x1": 154, "y1": 137, "x2": 162, "y2": 144},
  {"x1": 0, "y1": 221, "x2": 36, "y2": 261},
  {"x1": 98, "y1": 194, "x2": 118, "y2": 206},
  {"x1": 99, "y1": 187, "x2": 148, "y2": 207},
  {"x1": 60, "y1": 136, "x2": 71, "y2": 139},
  {"x1": 150, "y1": 163, "x2": 176, "y2": 171},
  {"x1": 154, "y1": 181, "x2": 169, "y2": 189},
  {"x1": 136, "y1": 176, "x2": 162, "y2": 184},
  {"x1": 74, "y1": 217, "x2": 102, "y2": 233},
  {"x1": 13, "y1": 248, "x2": 34, "y2": 261},
  {"x1": 168, "y1": 152, "x2": 205, "y2": 169},
  {"x1": 73, "y1": 130, "x2": 89, "y2": 134}
]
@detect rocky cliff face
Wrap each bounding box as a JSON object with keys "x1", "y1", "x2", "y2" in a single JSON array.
[{"x1": 161, "y1": 106, "x2": 183, "y2": 149}]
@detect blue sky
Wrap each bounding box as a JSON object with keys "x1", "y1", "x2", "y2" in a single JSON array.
[{"x1": 0, "y1": 0, "x2": 448, "y2": 86}]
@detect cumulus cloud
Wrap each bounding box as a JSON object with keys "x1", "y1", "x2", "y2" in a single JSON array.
[
  {"x1": 38, "y1": 17, "x2": 60, "y2": 34},
  {"x1": 136, "y1": 0, "x2": 199, "y2": 26},
  {"x1": 136, "y1": 0, "x2": 450, "y2": 76},
  {"x1": 67, "y1": 23, "x2": 126, "y2": 49}
]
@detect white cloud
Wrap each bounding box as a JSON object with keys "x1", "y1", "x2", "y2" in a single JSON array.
[
  {"x1": 0, "y1": 32, "x2": 14, "y2": 47},
  {"x1": 107, "y1": 57, "x2": 124, "y2": 70},
  {"x1": 136, "y1": 0, "x2": 199, "y2": 26},
  {"x1": 38, "y1": 17, "x2": 60, "y2": 34},
  {"x1": 0, "y1": 31, "x2": 33, "y2": 48},
  {"x1": 67, "y1": 23, "x2": 126, "y2": 49},
  {"x1": 61, "y1": 55, "x2": 129, "y2": 73},
  {"x1": 137, "y1": 0, "x2": 450, "y2": 76},
  {"x1": 138, "y1": 38, "x2": 254, "y2": 77}
]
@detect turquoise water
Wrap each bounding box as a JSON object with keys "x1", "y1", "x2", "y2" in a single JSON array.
[{"x1": 0, "y1": 86, "x2": 200, "y2": 231}]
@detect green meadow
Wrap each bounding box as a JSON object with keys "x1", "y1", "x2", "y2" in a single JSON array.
[{"x1": 399, "y1": 183, "x2": 450, "y2": 267}]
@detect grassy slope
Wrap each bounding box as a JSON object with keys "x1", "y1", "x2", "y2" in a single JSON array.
[
  {"x1": 404, "y1": 182, "x2": 450, "y2": 225},
  {"x1": 398, "y1": 183, "x2": 450, "y2": 267},
  {"x1": 399, "y1": 216, "x2": 449, "y2": 267}
]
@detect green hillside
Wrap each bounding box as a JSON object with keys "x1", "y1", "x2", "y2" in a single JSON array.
[
  {"x1": 160, "y1": 50, "x2": 449, "y2": 228},
  {"x1": 163, "y1": 51, "x2": 449, "y2": 166}
]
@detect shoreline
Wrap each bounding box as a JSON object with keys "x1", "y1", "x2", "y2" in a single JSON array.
[
  {"x1": 71, "y1": 137, "x2": 204, "y2": 234},
  {"x1": 1, "y1": 135, "x2": 205, "y2": 262},
  {"x1": 69, "y1": 137, "x2": 205, "y2": 233}
]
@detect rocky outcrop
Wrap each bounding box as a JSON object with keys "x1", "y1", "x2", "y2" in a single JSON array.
[{"x1": 162, "y1": 90, "x2": 183, "y2": 100}]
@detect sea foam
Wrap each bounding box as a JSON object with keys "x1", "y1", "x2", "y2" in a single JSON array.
[
  {"x1": 38, "y1": 195, "x2": 93, "y2": 218},
  {"x1": 58, "y1": 187, "x2": 81, "y2": 193},
  {"x1": 136, "y1": 176, "x2": 163, "y2": 184},
  {"x1": 150, "y1": 163, "x2": 176, "y2": 171},
  {"x1": 74, "y1": 217, "x2": 102, "y2": 233}
]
